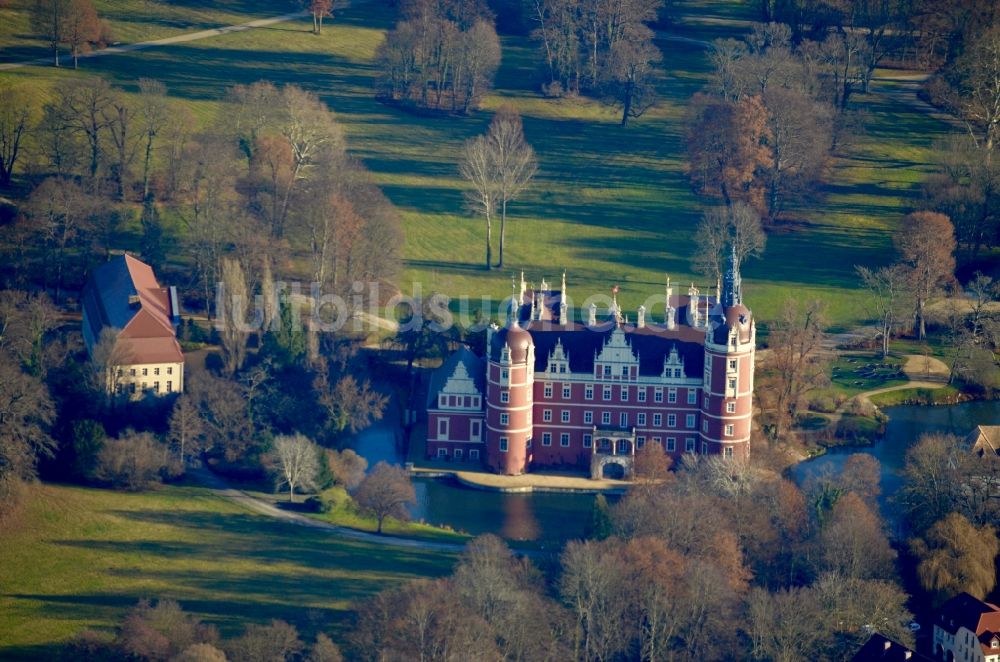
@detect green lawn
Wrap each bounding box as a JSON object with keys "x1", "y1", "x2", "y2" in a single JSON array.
[
  {"x1": 0, "y1": 482, "x2": 455, "y2": 657},
  {"x1": 0, "y1": 0, "x2": 965, "y2": 328},
  {"x1": 830, "y1": 352, "x2": 910, "y2": 397}
]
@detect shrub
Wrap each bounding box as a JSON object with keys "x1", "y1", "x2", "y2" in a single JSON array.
[
  {"x1": 303, "y1": 495, "x2": 332, "y2": 514},
  {"x1": 92, "y1": 430, "x2": 167, "y2": 491}
]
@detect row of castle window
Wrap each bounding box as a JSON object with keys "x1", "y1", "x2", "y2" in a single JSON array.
[
  {"x1": 436, "y1": 447, "x2": 481, "y2": 461},
  {"x1": 538, "y1": 384, "x2": 697, "y2": 404},
  {"x1": 495, "y1": 435, "x2": 736, "y2": 457},
  {"x1": 438, "y1": 394, "x2": 481, "y2": 409}
]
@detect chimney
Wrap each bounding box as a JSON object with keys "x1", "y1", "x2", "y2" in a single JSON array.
[
  {"x1": 884, "y1": 641, "x2": 892, "y2": 651},
  {"x1": 904, "y1": 653, "x2": 912, "y2": 660},
  {"x1": 637, "y1": 305, "x2": 646, "y2": 328},
  {"x1": 588, "y1": 303, "x2": 597, "y2": 327}
]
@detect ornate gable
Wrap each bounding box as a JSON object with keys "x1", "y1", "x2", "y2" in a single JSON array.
[{"x1": 594, "y1": 327, "x2": 639, "y2": 367}]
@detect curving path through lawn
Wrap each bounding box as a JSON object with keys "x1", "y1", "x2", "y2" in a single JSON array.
[
  {"x1": 189, "y1": 467, "x2": 468, "y2": 554},
  {"x1": 0, "y1": 10, "x2": 310, "y2": 71}
]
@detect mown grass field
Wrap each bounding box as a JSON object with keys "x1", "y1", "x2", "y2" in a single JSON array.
[
  {"x1": 0, "y1": 482, "x2": 455, "y2": 657},
  {"x1": 0, "y1": 0, "x2": 963, "y2": 329}
]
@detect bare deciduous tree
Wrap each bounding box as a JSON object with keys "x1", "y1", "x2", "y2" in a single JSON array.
[
  {"x1": 692, "y1": 202, "x2": 766, "y2": 285},
  {"x1": 353, "y1": 461, "x2": 416, "y2": 533},
  {"x1": 308, "y1": 0, "x2": 333, "y2": 34},
  {"x1": 137, "y1": 78, "x2": 169, "y2": 202},
  {"x1": 0, "y1": 83, "x2": 35, "y2": 186},
  {"x1": 460, "y1": 133, "x2": 499, "y2": 269},
  {"x1": 268, "y1": 433, "x2": 321, "y2": 502},
  {"x1": 857, "y1": 264, "x2": 908, "y2": 358},
  {"x1": 167, "y1": 394, "x2": 204, "y2": 467}
]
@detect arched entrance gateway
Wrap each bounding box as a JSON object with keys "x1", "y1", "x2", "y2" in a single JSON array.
[{"x1": 589, "y1": 427, "x2": 636, "y2": 480}]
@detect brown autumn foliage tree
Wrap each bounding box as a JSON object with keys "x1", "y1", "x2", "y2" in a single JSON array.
[
  {"x1": 225, "y1": 619, "x2": 303, "y2": 662},
  {"x1": 92, "y1": 429, "x2": 168, "y2": 491},
  {"x1": 816, "y1": 492, "x2": 896, "y2": 581},
  {"x1": 116, "y1": 599, "x2": 219, "y2": 661},
  {"x1": 756, "y1": 298, "x2": 829, "y2": 441},
  {"x1": 326, "y1": 448, "x2": 368, "y2": 490},
  {"x1": 352, "y1": 461, "x2": 416, "y2": 533},
  {"x1": 308, "y1": 0, "x2": 333, "y2": 34},
  {"x1": 687, "y1": 93, "x2": 773, "y2": 212},
  {"x1": 912, "y1": 512, "x2": 999, "y2": 603},
  {"x1": 894, "y1": 211, "x2": 956, "y2": 339},
  {"x1": 61, "y1": 0, "x2": 100, "y2": 69}
]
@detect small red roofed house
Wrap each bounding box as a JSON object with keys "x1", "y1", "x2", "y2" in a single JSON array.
[
  {"x1": 933, "y1": 593, "x2": 1000, "y2": 662},
  {"x1": 81, "y1": 254, "x2": 184, "y2": 398}
]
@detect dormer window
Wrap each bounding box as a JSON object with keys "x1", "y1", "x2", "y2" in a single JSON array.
[{"x1": 501, "y1": 346, "x2": 511, "y2": 363}]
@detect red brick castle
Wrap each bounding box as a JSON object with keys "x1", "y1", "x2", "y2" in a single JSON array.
[{"x1": 426, "y1": 251, "x2": 755, "y2": 478}]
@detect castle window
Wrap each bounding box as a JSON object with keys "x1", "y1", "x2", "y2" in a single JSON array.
[
  {"x1": 637, "y1": 413, "x2": 646, "y2": 426},
  {"x1": 603, "y1": 365, "x2": 612, "y2": 377},
  {"x1": 438, "y1": 448, "x2": 448, "y2": 458},
  {"x1": 666, "y1": 437, "x2": 676, "y2": 452},
  {"x1": 501, "y1": 368, "x2": 509, "y2": 383},
  {"x1": 563, "y1": 385, "x2": 571, "y2": 399},
  {"x1": 728, "y1": 378, "x2": 737, "y2": 390},
  {"x1": 621, "y1": 366, "x2": 629, "y2": 377},
  {"x1": 501, "y1": 347, "x2": 511, "y2": 362},
  {"x1": 668, "y1": 388, "x2": 677, "y2": 403},
  {"x1": 654, "y1": 414, "x2": 663, "y2": 427},
  {"x1": 153, "y1": 381, "x2": 160, "y2": 393},
  {"x1": 686, "y1": 414, "x2": 696, "y2": 429},
  {"x1": 725, "y1": 424, "x2": 734, "y2": 437},
  {"x1": 167, "y1": 367, "x2": 173, "y2": 375},
  {"x1": 166, "y1": 381, "x2": 172, "y2": 393},
  {"x1": 154, "y1": 367, "x2": 160, "y2": 376},
  {"x1": 727, "y1": 402, "x2": 736, "y2": 413},
  {"x1": 687, "y1": 390, "x2": 697, "y2": 405},
  {"x1": 603, "y1": 386, "x2": 612, "y2": 401},
  {"x1": 702, "y1": 420, "x2": 708, "y2": 433},
  {"x1": 500, "y1": 413, "x2": 509, "y2": 426},
  {"x1": 560, "y1": 433, "x2": 570, "y2": 447},
  {"x1": 500, "y1": 390, "x2": 509, "y2": 403},
  {"x1": 454, "y1": 448, "x2": 463, "y2": 460},
  {"x1": 584, "y1": 411, "x2": 593, "y2": 424},
  {"x1": 542, "y1": 433, "x2": 552, "y2": 446},
  {"x1": 585, "y1": 385, "x2": 594, "y2": 400},
  {"x1": 703, "y1": 395, "x2": 710, "y2": 408},
  {"x1": 471, "y1": 421, "x2": 481, "y2": 441},
  {"x1": 470, "y1": 449, "x2": 480, "y2": 460},
  {"x1": 729, "y1": 359, "x2": 737, "y2": 371},
  {"x1": 673, "y1": 368, "x2": 682, "y2": 378},
  {"x1": 685, "y1": 438, "x2": 696, "y2": 452},
  {"x1": 702, "y1": 441, "x2": 709, "y2": 455},
  {"x1": 583, "y1": 435, "x2": 592, "y2": 448},
  {"x1": 559, "y1": 364, "x2": 566, "y2": 373},
  {"x1": 636, "y1": 436, "x2": 645, "y2": 448},
  {"x1": 731, "y1": 336, "x2": 737, "y2": 348},
  {"x1": 620, "y1": 412, "x2": 628, "y2": 427},
  {"x1": 667, "y1": 414, "x2": 676, "y2": 427},
  {"x1": 544, "y1": 383, "x2": 553, "y2": 398},
  {"x1": 543, "y1": 409, "x2": 552, "y2": 422},
  {"x1": 438, "y1": 418, "x2": 450, "y2": 440},
  {"x1": 724, "y1": 447, "x2": 733, "y2": 458},
  {"x1": 637, "y1": 388, "x2": 646, "y2": 402},
  {"x1": 499, "y1": 437, "x2": 508, "y2": 452},
  {"x1": 130, "y1": 368, "x2": 136, "y2": 377},
  {"x1": 654, "y1": 388, "x2": 663, "y2": 403},
  {"x1": 142, "y1": 368, "x2": 148, "y2": 376},
  {"x1": 602, "y1": 412, "x2": 611, "y2": 425},
  {"x1": 561, "y1": 410, "x2": 570, "y2": 423},
  {"x1": 473, "y1": 396, "x2": 481, "y2": 408},
  {"x1": 620, "y1": 387, "x2": 628, "y2": 401}
]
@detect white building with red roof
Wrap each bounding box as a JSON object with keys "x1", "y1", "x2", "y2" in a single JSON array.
[
  {"x1": 81, "y1": 254, "x2": 184, "y2": 398},
  {"x1": 933, "y1": 593, "x2": 1000, "y2": 662}
]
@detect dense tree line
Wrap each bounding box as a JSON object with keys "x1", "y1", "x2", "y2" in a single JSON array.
[
  {"x1": 529, "y1": 0, "x2": 663, "y2": 124},
  {"x1": 375, "y1": 0, "x2": 502, "y2": 113},
  {"x1": 346, "y1": 449, "x2": 913, "y2": 661}
]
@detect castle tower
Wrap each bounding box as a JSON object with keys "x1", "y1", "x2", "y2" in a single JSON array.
[
  {"x1": 485, "y1": 320, "x2": 535, "y2": 475},
  {"x1": 700, "y1": 249, "x2": 754, "y2": 460}
]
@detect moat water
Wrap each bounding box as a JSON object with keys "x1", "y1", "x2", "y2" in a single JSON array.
[{"x1": 350, "y1": 401, "x2": 1000, "y2": 543}]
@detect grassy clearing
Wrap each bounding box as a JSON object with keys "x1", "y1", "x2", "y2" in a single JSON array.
[
  {"x1": 239, "y1": 483, "x2": 471, "y2": 543},
  {"x1": 869, "y1": 384, "x2": 962, "y2": 408},
  {"x1": 0, "y1": 482, "x2": 454, "y2": 657},
  {"x1": 0, "y1": 0, "x2": 965, "y2": 328},
  {"x1": 830, "y1": 352, "x2": 910, "y2": 396}
]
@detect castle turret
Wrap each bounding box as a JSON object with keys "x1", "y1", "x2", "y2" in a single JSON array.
[
  {"x1": 486, "y1": 321, "x2": 535, "y2": 475},
  {"x1": 700, "y1": 249, "x2": 754, "y2": 460}
]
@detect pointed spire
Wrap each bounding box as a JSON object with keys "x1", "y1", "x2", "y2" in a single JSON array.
[
  {"x1": 723, "y1": 244, "x2": 742, "y2": 308},
  {"x1": 559, "y1": 271, "x2": 569, "y2": 326},
  {"x1": 509, "y1": 278, "x2": 518, "y2": 326}
]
